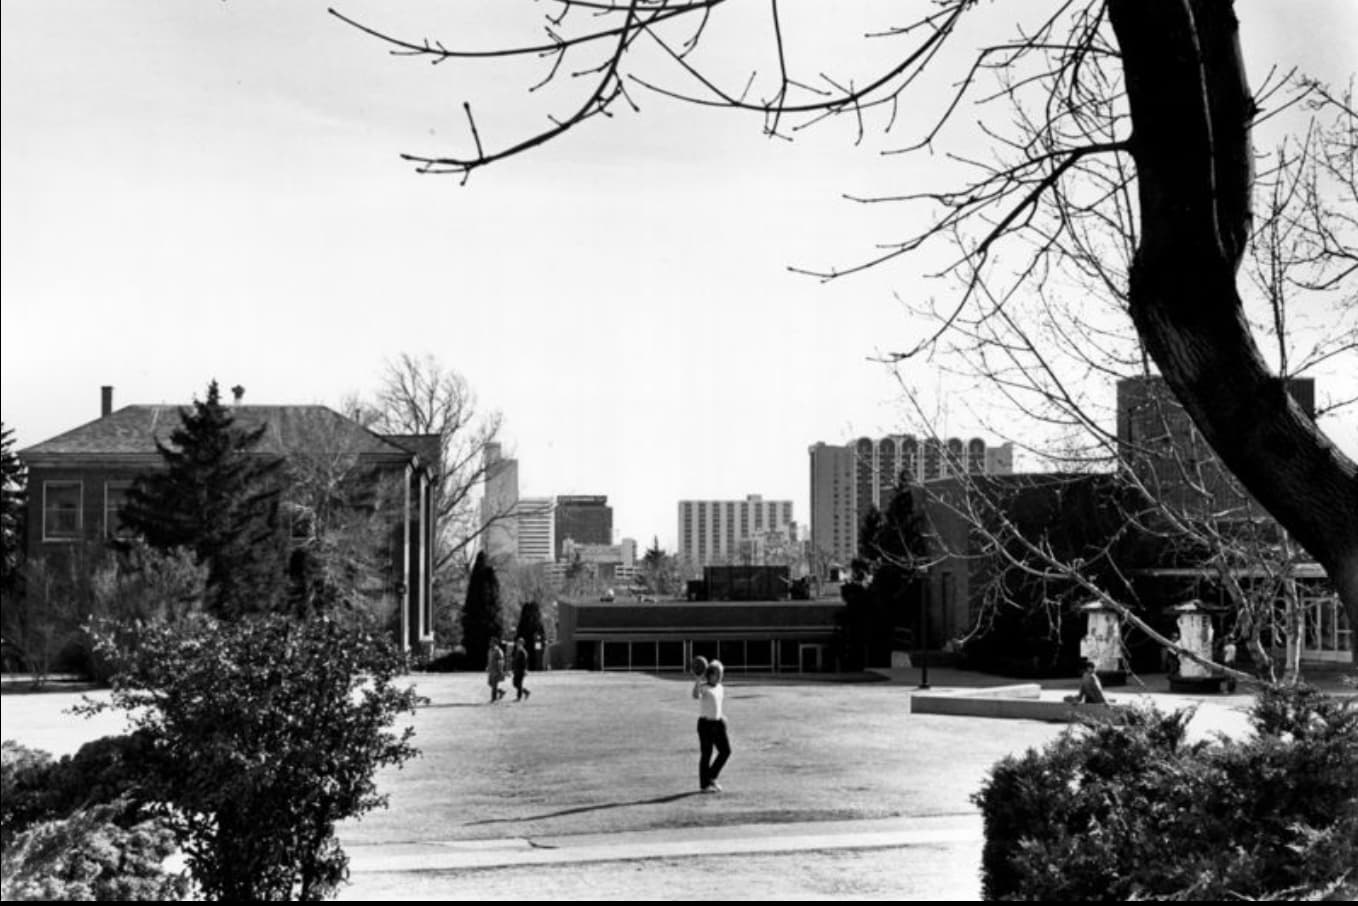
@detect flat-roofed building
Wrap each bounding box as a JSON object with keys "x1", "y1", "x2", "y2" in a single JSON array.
[
  {"x1": 676, "y1": 494, "x2": 795, "y2": 570},
  {"x1": 554, "y1": 494, "x2": 612, "y2": 559},
  {"x1": 554, "y1": 596, "x2": 844, "y2": 673},
  {"x1": 515, "y1": 497, "x2": 556, "y2": 563}
]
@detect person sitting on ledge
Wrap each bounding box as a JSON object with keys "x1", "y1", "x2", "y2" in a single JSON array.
[{"x1": 1064, "y1": 659, "x2": 1108, "y2": 705}]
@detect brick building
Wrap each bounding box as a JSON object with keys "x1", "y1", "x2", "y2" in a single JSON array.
[{"x1": 17, "y1": 386, "x2": 438, "y2": 651}]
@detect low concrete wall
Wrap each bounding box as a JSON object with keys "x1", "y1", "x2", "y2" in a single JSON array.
[
  {"x1": 910, "y1": 686, "x2": 1126, "y2": 723},
  {"x1": 937, "y1": 683, "x2": 1041, "y2": 700}
]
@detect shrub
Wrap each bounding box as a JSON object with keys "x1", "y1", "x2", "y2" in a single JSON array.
[
  {"x1": 0, "y1": 798, "x2": 188, "y2": 901},
  {"x1": 418, "y1": 645, "x2": 469, "y2": 672},
  {"x1": 80, "y1": 612, "x2": 423, "y2": 901},
  {"x1": 2, "y1": 733, "x2": 159, "y2": 851},
  {"x1": 1, "y1": 741, "x2": 54, "y2": 848},
  {"x1": 2, "y1": 739, "x2": 187, "y2": 900},
  {"x1": 974, "y1": 683, "x2": 1358, "y2": 900}
]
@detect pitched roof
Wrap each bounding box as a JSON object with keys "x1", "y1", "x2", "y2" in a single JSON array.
[
  {"x1": 384, "y1": 433, "x2": 443, "y2": 476},
  {"x1": 20, "y1": 405, "x2": 416, "y2": 461}
]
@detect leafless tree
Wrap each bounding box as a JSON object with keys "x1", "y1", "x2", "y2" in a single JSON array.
[
  {"x1": 348, "y1": 353, "x2": 508, "y2": 582},
  {"x1": 497, "y1": 561, "x2": 559, "y2": 642},
  {"x1": 281, "y1": 416, "x2": 406, "y2": 623},
  {"x1": 334, "y1": 1, "x2": 1358, "y2": 635},
  {"x1": 882, "y1": 73, "x2": 1355, "y2": 678}
]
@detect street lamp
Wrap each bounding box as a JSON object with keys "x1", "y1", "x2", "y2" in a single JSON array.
[{"x1": 917, "y1": 593, "x2": 930, "y2": 690}]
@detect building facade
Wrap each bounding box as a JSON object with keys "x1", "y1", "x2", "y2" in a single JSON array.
[
  {"x1": 809, "y1": 435, "x2": 1014, "y2": 568},
  {"x1": 676, "y1": 494, "x2": 795, "y2": 570},
  {"x1": 1115, "y1": 375, "x2": 1348, "y2": 664},
  {"x1": 513, "y1": 497, "x2": 556, "y2": 563},
  {"x1": 1116, "y1": 375, "x2": 1314, "y2": 519},
  {"x1": 554, "y1": 494, "x2": 612, "y2": 559},
  {"x1": 18, "y1": 386, "x2": 438, "y2": 652},
  {"x1": 479, "y1": 444, "x2": 557, "y2": 564},
  {"x1": 556, "y1": 536, "x2": 638, "y2": 583},
  {"x1": 480, "y1": 442, "x2": 519, "y2": 562},
  {"x1": 554, "y1": 596, "x2": 845, "y2": 673}
]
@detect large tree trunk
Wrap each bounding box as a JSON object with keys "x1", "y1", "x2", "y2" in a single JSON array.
[{"x1": 1109, "y1": 0, "x2": 1358, "y2": 660}]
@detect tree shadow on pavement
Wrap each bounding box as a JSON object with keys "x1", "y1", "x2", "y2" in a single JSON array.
[{"x1": 465, "y1": 791, "x2": 705, "y2": 826}]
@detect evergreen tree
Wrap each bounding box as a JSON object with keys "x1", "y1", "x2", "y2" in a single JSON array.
[
  {"x1": 842, "y1": 485, "x2": 931, "y2": 667},
  {"x1": 119, "y1": 381, "x2": 286, "y2": 620},
  {"x1": 460, "y1": 550, "x2": 502, "y2": 669},
  {"x1": 1, "y1": 422, "x2": 26, "y2": 593},
  {"x1": 514, "y1": 600, "x2": 545, "y2": 668},
  {"x1": 640, "y1": 536, "x2": 677, "y2": 595}
]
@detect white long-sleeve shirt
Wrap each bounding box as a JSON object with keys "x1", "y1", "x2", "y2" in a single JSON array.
[{"x1": 694, "y1": 682, "x2": 725, "y2": 721}]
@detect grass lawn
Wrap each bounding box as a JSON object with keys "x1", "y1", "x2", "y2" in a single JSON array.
[{"x1": 330, "y1": 670, "x2": 1070, "y2": 846}]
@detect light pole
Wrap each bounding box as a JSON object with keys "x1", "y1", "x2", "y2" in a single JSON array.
[{"x1": 917, "y1": 592, "x2": 931, "y2": 690}]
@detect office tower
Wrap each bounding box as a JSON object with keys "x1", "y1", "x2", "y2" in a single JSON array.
[
  {"x1": 1116, "y1": 375, "x2": 1315, "y2": 519},
  {"x1": 554, "y1": 495, "x2": 613, "y2": 559},
  {"x1": 480, "y1": 442, "x2": 519, "y2": 561},
  {"x1": 677, "y1": 494, "x2": 795, "y2": 568},
  {"x1": 515, "y1": 497, "x2": 556, "y2": 563},
  {"x1": 809, "y1": 435, "x2": 1015, "y2": 567}
]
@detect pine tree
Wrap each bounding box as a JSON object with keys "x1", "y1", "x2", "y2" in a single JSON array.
[
  {"x1": 460, "y1": 550, "x2": 502, "y2": 669},
  {"x1": 120, "y1": 381, "x2": 286, "y2": 619},
  {"x1": 0, "y1": 422, "x2": 26, "y2": 593}
]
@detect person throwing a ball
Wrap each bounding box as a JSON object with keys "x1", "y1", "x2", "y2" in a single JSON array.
[{"x1": 691, "y1": 655, "x2": 732, "y2": 793}]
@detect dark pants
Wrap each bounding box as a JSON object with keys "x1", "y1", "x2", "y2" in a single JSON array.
[
  {"x1": 513, "y1": 670, "x2": 527, "y2": 699},
  {"x1": 697, "y1": 717, "x2": 731, "y2": 789}
]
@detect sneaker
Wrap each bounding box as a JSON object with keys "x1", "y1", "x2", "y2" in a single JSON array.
[{"x1": 704, "y1": 782, "x2": 722, "y2": 793}]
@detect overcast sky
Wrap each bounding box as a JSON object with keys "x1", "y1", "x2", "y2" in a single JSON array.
[{"x1": 4, "y1": 1, "x2": 1355, "y2": 551}]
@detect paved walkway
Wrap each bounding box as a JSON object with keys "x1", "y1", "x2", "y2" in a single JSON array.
[
  {"x1": 339, "y1": 813, "x2": 989, "y2": 900},
  {"x1": 344, "y1": 813, "x2": 980, "y2": 874}
]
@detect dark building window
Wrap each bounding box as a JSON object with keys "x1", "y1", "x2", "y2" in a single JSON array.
[
  {"x1": 43, "y1": 481, "x2": 83, "y2": 541},
  {"x1": 103, "y1": 480, "x2": 133, "y2": 538}
]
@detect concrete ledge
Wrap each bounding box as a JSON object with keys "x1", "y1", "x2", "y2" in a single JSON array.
[
  {"x1": 941, "y1": 683, "x2": 1042, "y2": 700},
  {"x1": 910, "y1": 687, "x2": 1126, "y2": 723}
]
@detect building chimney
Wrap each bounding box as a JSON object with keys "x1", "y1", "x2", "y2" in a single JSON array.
[{"x1": 101, "y1": 385, "x2": 113, "y2": 417}]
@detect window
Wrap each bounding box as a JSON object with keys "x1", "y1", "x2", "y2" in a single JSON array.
[
  {"x1": 43, "y1": 481, "x2": 83, "y2": 541},
  {"x1": 103, "y1": 481, "x2": 133, "y2": 538}
]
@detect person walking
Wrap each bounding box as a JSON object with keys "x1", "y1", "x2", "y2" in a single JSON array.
[
  {"x1": 512, "y1": 637, "x2": 531, "y2": 701},
  {"x1": 487, "y1": 638, "x2": 507, "y2": 703},
  {"x1": 692, "y1": 659, "x2": 732, "y2": 793}
]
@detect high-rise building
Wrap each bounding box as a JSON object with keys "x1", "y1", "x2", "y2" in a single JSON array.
[
  {"x1": 479, "y1": 443, "x2": 555, "y2": 563},
  {"x1": 515, "y1": 497, "x2": 556, "y2": 563},
  {"x1": 677, "y1": 494, "x2": 795, "y2": 569},
  {"x1": 1116, "y1": 375, "x2": 1315, "y2": 519},
  {"x1": 554, "y1": 495, "x2": 613, "y2": 559},
  {"x1": 809, "y1": 435, "x2": 1014, "y2": 567},
  {"x1": 480, "y1": 442, "x2": 519, "y2": 561},
  {"x1": 808, "y1": 442, "x2": 856, "y2": 573}
]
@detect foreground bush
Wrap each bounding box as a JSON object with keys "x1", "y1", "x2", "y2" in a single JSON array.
[
  {"x1": 1, "y1": 798, "x2": 188, "y2": 901},
  {"x1": 79, "y1": 613, "x2": 423, "y2": 901},
  {"x1": 2, "y1": 738, "x2": 185, "y2": 899},
  {"x1": 974, "y1": 683, "x2": 1358, "y2": 900},
  {"x1": 1, "y1": 742, "x2": 54, "y2": 849}
]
